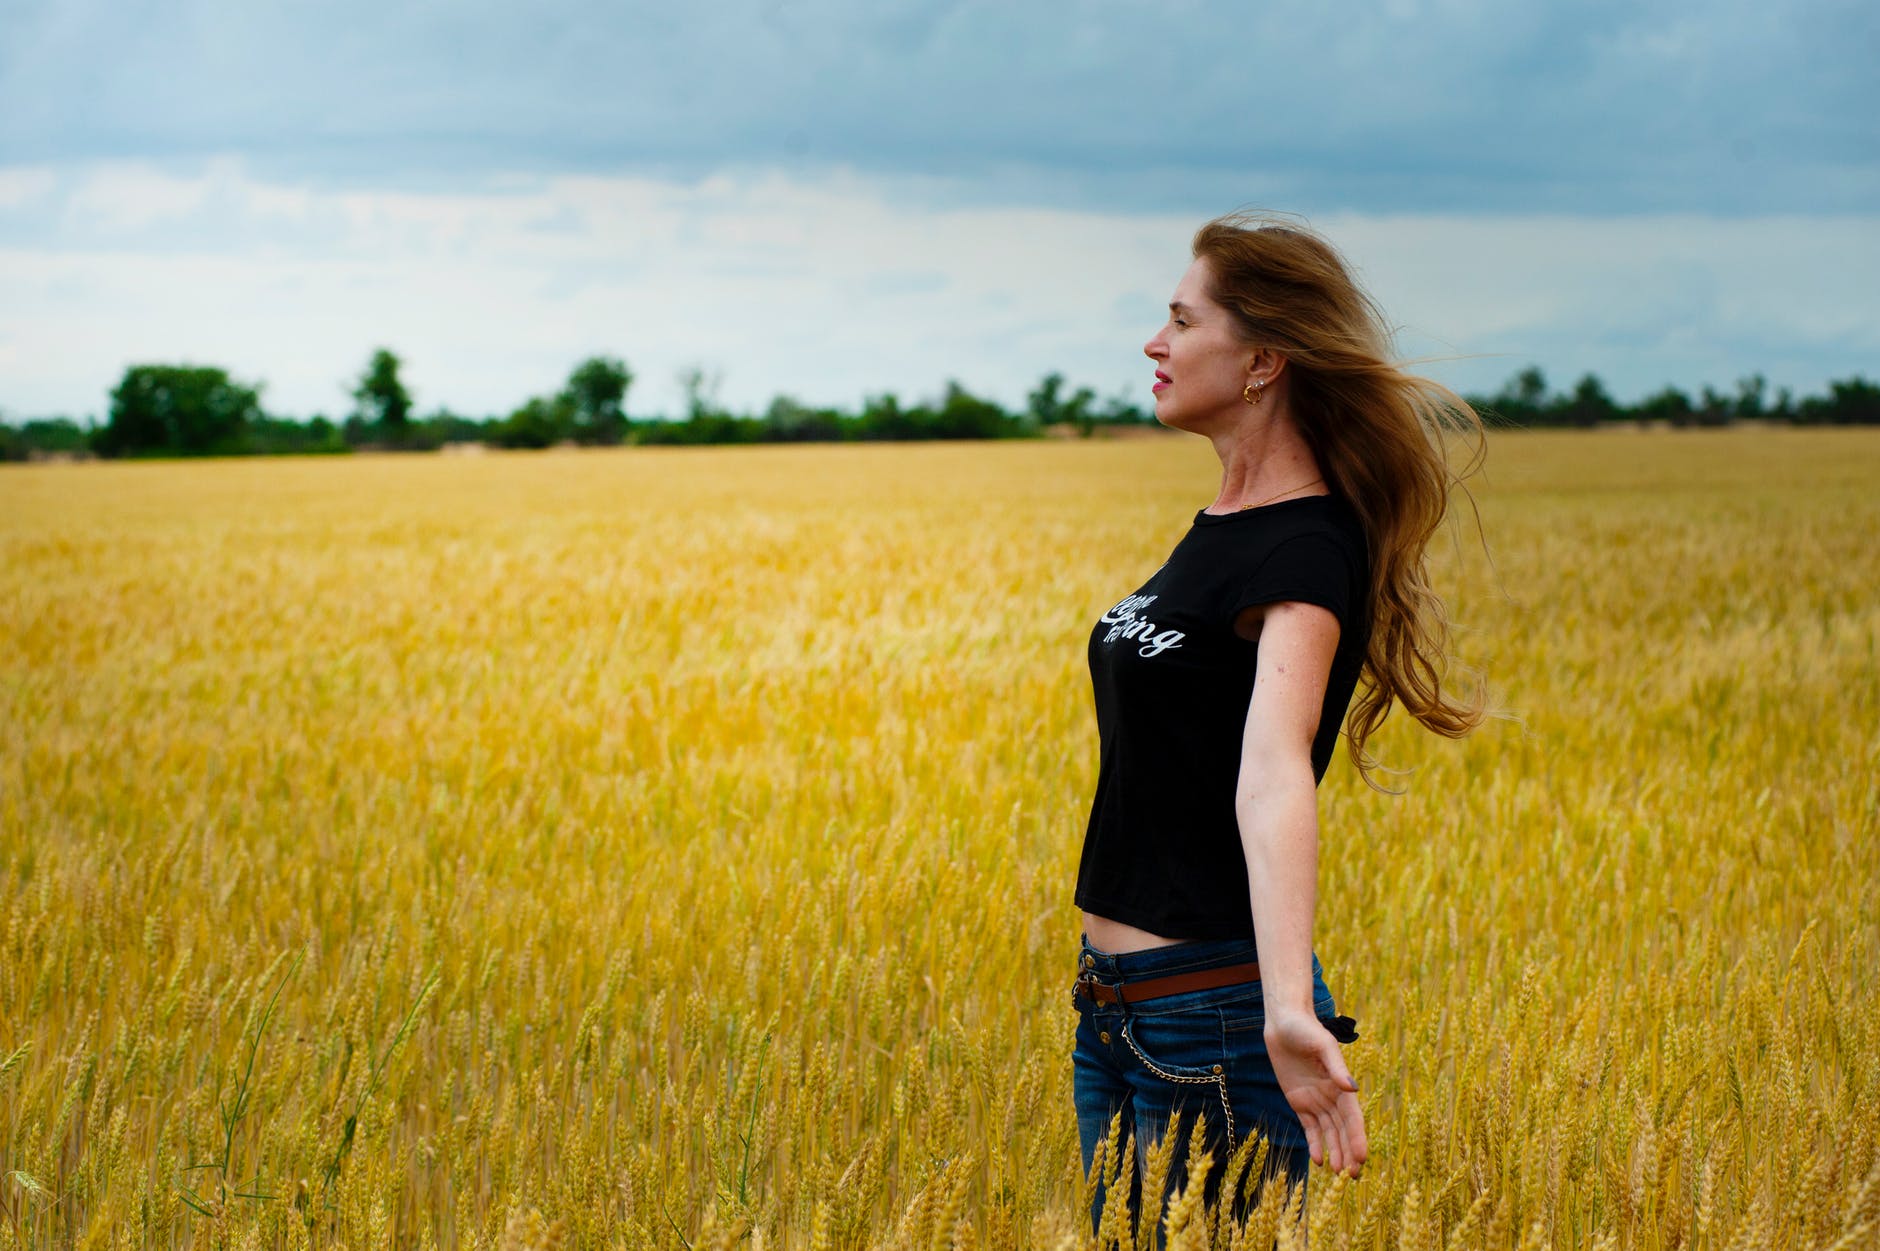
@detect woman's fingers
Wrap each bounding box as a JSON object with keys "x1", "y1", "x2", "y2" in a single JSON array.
[
  {"x1": 1323, "y1": 1106, "x2": 1348, "y2": 1175},
  {"x1": 1345, "y1": 1091, "x2": 1369, "y2": 1171},
  {"x1": 1331, "y1": 1090, "x2": 1366, "y2": 1177}
]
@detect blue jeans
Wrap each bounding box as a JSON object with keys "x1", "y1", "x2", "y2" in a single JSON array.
[{"x1": 1071, "y1": 935, "x2": 1345, "y2": 1237}]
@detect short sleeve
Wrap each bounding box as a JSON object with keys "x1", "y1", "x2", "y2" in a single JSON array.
[{"x1": 1230, "y1": 530, "x2": 1359, "y2": 627}]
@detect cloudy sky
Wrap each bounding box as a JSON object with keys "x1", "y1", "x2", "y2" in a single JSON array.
[{"x1": 2, "y1": 0, "x2": 1875, "y2": 421}]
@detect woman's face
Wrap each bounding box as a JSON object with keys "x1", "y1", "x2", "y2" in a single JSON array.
[{"x1": 1143, "y1": 256, "x2": 1256, "y2": 434}]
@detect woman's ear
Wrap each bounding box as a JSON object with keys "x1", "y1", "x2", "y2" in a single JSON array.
[{"x1": 1246, "y1": 347, "x2": 1289, "y2": 387}]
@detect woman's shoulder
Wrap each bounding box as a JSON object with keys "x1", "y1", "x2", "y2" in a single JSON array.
[{"x1": 1209, "y1": 496, "x2": 1369, "y2": 626}]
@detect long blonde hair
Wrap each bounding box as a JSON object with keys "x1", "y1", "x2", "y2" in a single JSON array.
[{"x1": 1192, "y1": 211, "x2": 1485, "y2": 785}]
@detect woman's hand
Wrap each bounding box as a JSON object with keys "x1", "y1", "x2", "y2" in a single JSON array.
[{"x1": 1265, "y1": 1011, "x2": 1367, "y2": 1177}]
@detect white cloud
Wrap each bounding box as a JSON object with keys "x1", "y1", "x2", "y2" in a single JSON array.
[
  {"x1": 0, "y1": 167, "x2": 56, "y2": 208},
  {"x1": 1326, "y1": 214, "x2": 1880, "y2": 394},
  {"x1": 62, "y1": 160, "x2": 222, "y2": 232},
  {"x1": 1, "y1": 160, "x2": 1876, "y2": 422}
]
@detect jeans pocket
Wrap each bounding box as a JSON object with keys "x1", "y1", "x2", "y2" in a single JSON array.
[{"x1": 1120, "y1": 1007, "x2": 1228, "y2": 1083}]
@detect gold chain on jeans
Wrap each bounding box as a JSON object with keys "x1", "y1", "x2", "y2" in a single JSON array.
[{"x1": 1119, "y1": 1020, "x2": 1237, "y2": 1152}]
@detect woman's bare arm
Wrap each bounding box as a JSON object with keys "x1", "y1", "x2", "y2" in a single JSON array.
[{"x1": 1235, "y1": 599, "x2": 1368, "y2": 1177}]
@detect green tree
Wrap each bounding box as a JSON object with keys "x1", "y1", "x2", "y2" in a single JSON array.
[
  {"x1": 351, "y1": 348, "x2": 412, "y2": 435},
  {"x1": 1509, "y1": 366, "x2": 1549, "y2": 408},
  {"x1": 932, "y1": 381, "x2": 1012, "y2": 440},
  {"x1": 1734, "y1": 373, "x2": 1768, "y2": 420},
  {"x1": 97, "y1": 365, "x2": 262, "y2": 457},
  {"x1": 495, "y1": 395, "x2": 576, "y2": 449},
  {"x1": 1560, "y1": 374, "x2": 1619, "y2": 427},
  {"x1": 762, "y1": 395, "x2": 843, "y2": 442},
  {"x1": 1094, "y1": 388, "x2": 1151, "y2": 427},
  {"x1": 1637, "y1": 385, "x2": 1695, "y2": 427},
  {"x1": 857, "y1": 392, "x2": 915, "y2": 440},
  {"x1": 0, "y1": 416, "x2": 91, "y2": 461},
  {"x1": 1027, "y1": 372, "x2": 1096, "y2": 435},
  {"x1": 1798, "y1": 377, "x2": 1880, "y2": 425},
  {"x1": 1697, "y1": 386, "x2": 1734, "y2": 426},
  {"x1": 1481, "y1": 366, "x2": 1553, "y2": 426},
  {"x1": 416, "y1": 408, "x2": 491, "y2": 447},
  {"x1": 561, "y1": 356, "x2": 633, "y2": 445}
]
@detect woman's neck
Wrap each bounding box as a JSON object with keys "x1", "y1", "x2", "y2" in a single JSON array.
[{"x1": 1204, "y1": 404, "x2": 1325, "y2": 513}]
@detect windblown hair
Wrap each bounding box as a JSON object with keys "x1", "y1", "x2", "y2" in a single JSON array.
[{"x1": 1192, "y1": 211, "x2": 1486, "y2": 786}]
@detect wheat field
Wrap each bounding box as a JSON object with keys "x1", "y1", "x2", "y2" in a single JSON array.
[{"x1": 1, "y1": 431, "x2": 1876, "y2": 1249}]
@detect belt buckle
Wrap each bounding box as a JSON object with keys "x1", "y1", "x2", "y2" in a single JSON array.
[{"x1": 1075, "y1": 971, "x2": 1123, "y2": 1006}]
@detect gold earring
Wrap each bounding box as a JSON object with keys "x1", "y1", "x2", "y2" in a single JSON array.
[{"x1": 1242, "y1": 380, "x2": 1265, "y2": 405}]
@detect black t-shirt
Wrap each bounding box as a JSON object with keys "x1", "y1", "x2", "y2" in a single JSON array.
[{"x1": 1074, "y1": 494, "x2": 1371, "y2": 940}]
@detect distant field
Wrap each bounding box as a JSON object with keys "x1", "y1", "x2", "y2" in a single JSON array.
[{"x1": 2, "y1": 431, "x2": 1876, "y2": 1249}]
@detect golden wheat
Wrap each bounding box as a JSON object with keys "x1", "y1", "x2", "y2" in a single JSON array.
[{"x1": 1, "y1": 430, "x2": 1875, "y2": 1248}]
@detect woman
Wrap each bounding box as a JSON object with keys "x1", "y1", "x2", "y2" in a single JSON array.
[{"x1": 1071, "y1": 212, "x2": 1484, "y2": 1231}]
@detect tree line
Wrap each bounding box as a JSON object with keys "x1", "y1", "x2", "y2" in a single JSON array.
[
  {"x1": 1475, "y1": 366, "x2": 1880, "y2": 428},
  {"x1": 0, "y1": 350, "x2": 1149, "y2": 460},
  {"x1": 3, "y1": 351, "x2": 1877, "y2": 461}
]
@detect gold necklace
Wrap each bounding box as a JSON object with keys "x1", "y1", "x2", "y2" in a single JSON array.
[{"x1": 1238, "y1": 477, "x2": 1324, "y2": 511}]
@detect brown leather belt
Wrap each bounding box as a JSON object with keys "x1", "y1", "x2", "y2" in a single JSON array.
[{"x1": 1074, "y1": 960, "x2": 1261, "y2": 1007}]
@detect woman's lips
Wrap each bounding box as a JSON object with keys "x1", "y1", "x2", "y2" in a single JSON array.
[{"x1": 1153, "y1": 372, "x2": 1171, "y2": 394}]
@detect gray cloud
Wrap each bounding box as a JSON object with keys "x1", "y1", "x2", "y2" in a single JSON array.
[
  {"x1": 2, "y1": 165, "x2": 1874, "y2": 423},
  {"x1": 3, "y1": 0, "x2": 1873, "y2": 213}
]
